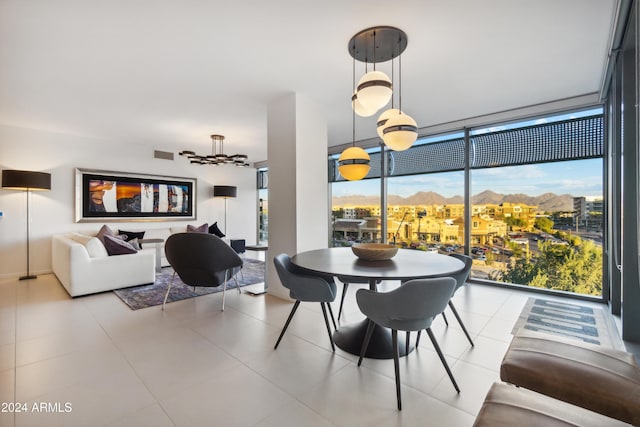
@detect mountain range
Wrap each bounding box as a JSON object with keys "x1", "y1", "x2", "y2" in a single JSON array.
[{"x1": 333, "y1": 190, "x2": 574, "y2": 212}]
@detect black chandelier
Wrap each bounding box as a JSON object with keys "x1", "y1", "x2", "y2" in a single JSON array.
[{"x1": 179, "y1": 134, "x2": 250, "y2": 167}]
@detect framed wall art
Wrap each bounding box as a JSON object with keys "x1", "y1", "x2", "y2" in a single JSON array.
[{"x1": 75, "y1": 168, "x2": 197, "y2": 222}]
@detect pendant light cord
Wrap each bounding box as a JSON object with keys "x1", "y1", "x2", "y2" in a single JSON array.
[
  {"x1": 391, "y1": 50, "x2": 395, "y2": 109},
  {"x1": 352, "y1": 50, "x2": 356, "y2": 147},
  {"x1": 398, "y1": 36, "x2": 403, "y2": 114},
  {"x1": 372, "y1": 30, "x2": 376, "y2": 71}
]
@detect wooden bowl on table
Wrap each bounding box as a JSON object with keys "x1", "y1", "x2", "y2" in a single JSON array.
[{"x1": 351, "y1": 243, "x2": 398, "y2": 261}]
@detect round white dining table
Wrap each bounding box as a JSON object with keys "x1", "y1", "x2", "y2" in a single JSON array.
[{"x1": 290, "y1": 247, "x2": 465, "y2": 359}]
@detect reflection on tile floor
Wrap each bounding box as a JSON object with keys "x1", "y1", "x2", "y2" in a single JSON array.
[{"x1": 0, "y1": 265, "x2": 624, "y2": 427}]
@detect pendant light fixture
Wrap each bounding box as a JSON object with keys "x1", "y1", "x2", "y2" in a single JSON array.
[
  {"x1": 376, "y1": 108, "x2": 401, "y2": 138},
  {"x1": 353, "y1": 28, "x2": 393, "y2": 113},
  {"x1": 338, "y1": 146, "x2": 370, "y2": 181},
  {"x1": 352, "y1": 92, "x2": 378, "y2": 117},
  {"x1": 338, "y1": 46, "x2": 371, "y2": 181},
  {"x1": 381, "y1": 112, "x2": 418, "y2": 151},
  {"x1": 350, "y1": 27, "x2": 406, "y2": 116},
  {"x1": 179, "y1": 134, "x2": 250, "y2": 167},
  {"x1": 356, "y1": 70, "x2": 392, "y2": 111},
  {"x1": 378, "y1": 36, "x2": 418, "y2": 151},
  {"x1": 349, "y1": 26, "x2": 418, "y2": 151}
]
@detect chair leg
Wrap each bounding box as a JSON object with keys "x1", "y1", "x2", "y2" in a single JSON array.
[
  {"x1": 416, "y1": 330, "x2": 422, "y2": 347},
  {"x1": 426, "y1": 328, "x2": 460, "y2": 393},
  {"x1": 448, "y1": 301, "x2": 474, "y2": 347},
  {"x1": 162, "y1": 272, "x2": 176, "y2": 311},
  {"x1": 405, "y1": 331, "x2": 410, "y2": 355},
  {"x1": 358, "y1": 320, "x2": 376, "y2": 366},
  {"x1": 320, "y1": 303, "x2": 335, "y2": 352},
  {"x1": 326, "y1": 301, "x2": 337, "y2": 331},
  {"x1": 221, "y1": 270, "x2": 229, "y2": 311},
  {"x1": 234, "y1": 274, "x2": 241, "y2": 294},
  {"x1": 392, "y1": 329, "x2": 402, "y2": 411},
  {"x1": 442, "y1": 311, "x2": 449, "y2": 326},
  {"x1": 274, "y1": 300, "x2": 300, "y2": 349},
  {"x1": 337, "y1": 282, "x2": 350, "y2": 322}
]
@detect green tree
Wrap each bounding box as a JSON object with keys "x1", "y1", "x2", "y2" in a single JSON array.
[
  {"x1": 506, "y1": 241, "x2": 523, "y2": 257},
  {"x1": 505, "y1": 217, "x2": 526, "y2": 229},
  {"x1": 485, "y1": 251, "x2": 495, "y2": 266},
  {"x1": 567, "y1": 235, "x2": 582, "y2": 246},
  {"x1": 535, "y1": 217, "x2": 554, "y2": 233},
  {"x1": 501, "y1": 240, "x2": 602, "y2": 296}
]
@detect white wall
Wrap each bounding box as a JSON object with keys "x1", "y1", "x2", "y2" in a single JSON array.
[
  {"x1": 0, "y1": 124, "x2": 258, "y2": 279},
  {"x1": 266, "y1": 93, "x2": 328, "y2": 300}
]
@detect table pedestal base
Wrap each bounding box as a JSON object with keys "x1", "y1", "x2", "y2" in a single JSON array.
[{"x1": 333, "y1": 319, "x2": 415, "y2": 359}]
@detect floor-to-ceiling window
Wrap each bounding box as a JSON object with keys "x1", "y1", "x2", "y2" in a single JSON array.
[
  {"x1": 330, "y1": 148, "x2": 383, "y2": 246},
  {"x1": 469, "y1": 110, "x2": 604, "y2": 297},
  {"x1": 328, "y1": 109, "x2": 605, "y2": 299},
  {"x1": 257, "y1": 168, "x2": 268, "y2": 244},
  {"x1": 384, "y1": 132, "x2": 466, "y2": 250}
]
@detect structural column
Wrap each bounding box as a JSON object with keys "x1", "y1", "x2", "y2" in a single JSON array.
[
  {"x1": 620, "y1": 12, "x2": 640, "y2": 341},
  {"x1": 266, "y1": 93, "x2": 329, "y2": 300}
]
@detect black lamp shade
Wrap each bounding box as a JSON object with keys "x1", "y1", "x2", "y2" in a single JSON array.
[
  {"x1": 213, "y1": 185, "x2": 237, "y2": 198},
  {"x1": 2, "y1": 170, "x2": 51, "y2": 191}
]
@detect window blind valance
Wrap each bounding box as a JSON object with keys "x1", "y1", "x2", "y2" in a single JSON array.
[{"x1": 329, "y1": 115, "x2": 603, "y2": 182}]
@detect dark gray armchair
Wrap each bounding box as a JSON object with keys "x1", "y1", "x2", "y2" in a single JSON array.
[
  {"x1": 273, "y1": 253, "x2": 338, "y2": 351},
  {"x1": 356, "y1": 277, "x2": 459, "y2": 410},
  {"x1": 163, "y1": 232, "x2": 243, "y2": 311}
]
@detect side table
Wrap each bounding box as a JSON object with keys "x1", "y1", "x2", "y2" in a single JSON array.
[
  {"x1": 138, "y1": 238, "x2": 164, "y2": 273},
  {"x1": 230, "y1": 239, "x2": 245, "y2": 254},
  {"x1": 245, "y1": 244, "x2": 268, "y2": 295}
]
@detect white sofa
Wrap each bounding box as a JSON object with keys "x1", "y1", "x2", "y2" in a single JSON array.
[
  {"x1": 52, "y1": 232, "x2": 156, "y2": 297},
  {"x1": 51, "y1": 225, "x2": 229, "y2": 297}
]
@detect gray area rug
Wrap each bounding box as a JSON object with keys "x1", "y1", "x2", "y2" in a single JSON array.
[
  {"x1": 512, "y1": 297, "x2": 624, "y2": 350},
  {"x1": 114, "y1": 258, "x2": 265, "y2": 310}
]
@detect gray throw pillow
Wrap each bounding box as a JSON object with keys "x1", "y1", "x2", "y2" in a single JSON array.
[
  {"x1": 187, "y1": 223, "x2": 209, "y2": 233},
  {"x1": 96, "y1": 224, "x2": 116, "y2": 245},
  {"x1": 128, "y1": 238, "x2": 141, "y2": 251},
  {"x1": 103, "y1": 234, "x2": 138, "y2": 255}
]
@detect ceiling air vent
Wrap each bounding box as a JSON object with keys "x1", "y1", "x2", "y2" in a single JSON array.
[{"x1": 154, "y1": 150, "x2": 174, "y2": 160}]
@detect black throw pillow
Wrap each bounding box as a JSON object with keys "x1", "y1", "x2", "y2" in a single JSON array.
[
  {"x1": 118, "y1": 230, "x2": 146, "y2": 242},
  {"x1": 209, "y1": 222, "x2": 225, "y2": 238}
]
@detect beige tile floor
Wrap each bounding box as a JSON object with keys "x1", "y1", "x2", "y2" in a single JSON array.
[{"x1": 0, "y1": 260, "x2": 625, "y2": 427}]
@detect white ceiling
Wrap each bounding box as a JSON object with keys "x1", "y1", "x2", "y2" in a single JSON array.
[{"x1": 0, "y1": 0, "x2": 618, "y2": 164}]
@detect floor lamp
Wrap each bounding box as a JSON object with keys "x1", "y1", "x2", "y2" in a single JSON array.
[
  {"x1": 213, "y1": 185, "x2": 237, "y2": 235},
  {"x1": 2, "y1": 169, "x2": 52, "y2": 280}
]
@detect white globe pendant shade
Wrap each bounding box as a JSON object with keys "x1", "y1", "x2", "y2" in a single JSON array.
[
  {"x1": 356, "y1": 70, "x2": 392, "y2": 111},
  {"x1": 376, "y1": 108, "x2": 401, "y2": 138},
  {"x1": 338, "y1": 147, "x2": 371, "y2": 181},
  {"x1": 352, "y1": 92, "x2": 377, "y2": 117},
  {"x1": 381, "y1": 113, "x2": 418, "y2": 151}
]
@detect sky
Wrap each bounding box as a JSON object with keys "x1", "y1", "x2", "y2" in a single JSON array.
[
  {"x1": 332, "y1": 158, "x2": 603, "y2": 199},
  {"x1": 332, "y1": 108, "x2": 604, "y2": 199}
]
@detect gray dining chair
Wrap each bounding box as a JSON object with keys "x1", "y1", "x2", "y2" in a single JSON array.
[
  {"x1": 163, "y1": 232, "x2": 243, "y2": 311},
  {"x1": 356, "y1": 277, "x2": 459, "y2": 410},
  {"x1": 273, "y1": 253, "x2": 338, "y2": 351},
  {"x1": 336, "y1": 276, "x2": 381, "y2": 322},
  {"x1": 415, "y1": 253, "x2": 475, "y2": 348}
]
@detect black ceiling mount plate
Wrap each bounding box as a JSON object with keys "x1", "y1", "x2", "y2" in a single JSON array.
[{"x1": 348, "y1": 26, "x2": 408, "y2": 64}]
